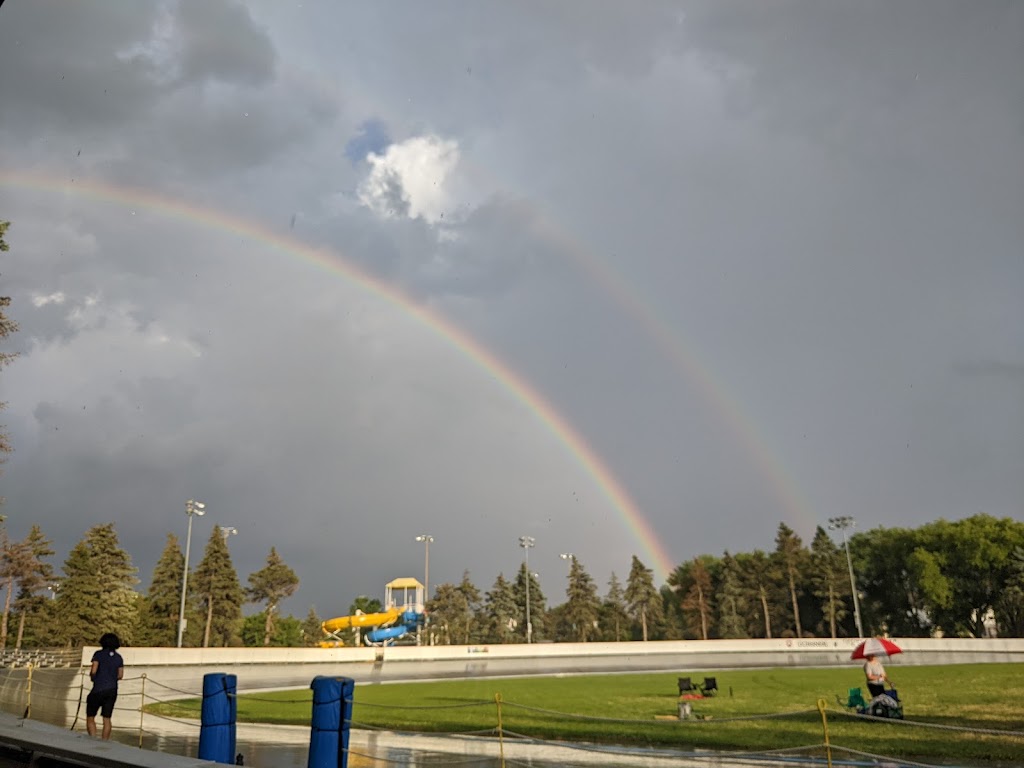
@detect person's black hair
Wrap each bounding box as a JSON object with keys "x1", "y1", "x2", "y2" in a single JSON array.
[{"x1": 99, "y1": 632, "x2": 120, "y2": 650}]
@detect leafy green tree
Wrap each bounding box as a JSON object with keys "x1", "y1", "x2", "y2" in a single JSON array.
[
  {"x1": 247, "y1": 547, "x2": 299, "y2": 646},
  {"x1": 56, "y1": 523, "x2": 139, "y2": 646},
  {"x1": 301, "y1": 607, "x2": 323, "y2": 646},
  {"x1": 599, "y1": 573, "x2": 630, "y2": 641},
  {"x1": 482, "y1": 573, "x2": 518, "y2": 643},
  {"x1": 336, "y1": 595, "x2": 384, "y2": 646},
  {"x1": 136, "y1": 534, "x2": 186, "y2": 646},
  {"x1": 917, "y1": 515, "x2": 1024, "y2": 636},
  {"x1": 625, "y1": 556, "x2": 663, "y2": 641},
  {"x1": 810, "y1": 526, "x2": 849, "y2": 638},
  {"x1": 563, "y1": 557, "x2": 600, "y2": 642},
  {"x1": 716, "y1": 552, "x2": 748, "y2": 639},
  {"x1": 995, "y1": 547, "x2": 1024, "y2": 637},
  {"x1": 660, "y1": 584, "x2": 686, "y2": 640},
  {"x1": 513, "y1": 563, "x2": 546, "y2": 642},
  {"x1": 193, "y1": 527, "x2": 244, "y2": 647},
  {"x1": 773, "y1": 523, "x2": 808, "y2": 638},
  {"x1": 241, "y1": 611, "x2": 303, "y2": 647}
]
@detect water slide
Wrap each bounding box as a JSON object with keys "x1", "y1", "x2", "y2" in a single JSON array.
[{"x1": 320, "y1": 578, "x2": 426, "y2": 647}]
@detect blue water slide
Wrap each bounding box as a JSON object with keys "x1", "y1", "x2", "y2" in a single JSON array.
[{"x1": 363, "y1": 611, "x2": 425, "y2": 645}]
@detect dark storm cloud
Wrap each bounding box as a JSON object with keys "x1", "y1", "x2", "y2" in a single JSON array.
[
  {"x1": 174, "y1": 0, "x2": 276, "y2": 86},
  {"x1": 0, "y1": 0, "x2": 160, "y2": 134},
  {"x1": 1, "y1": 1, "x2": 1021, "y2": 615}
]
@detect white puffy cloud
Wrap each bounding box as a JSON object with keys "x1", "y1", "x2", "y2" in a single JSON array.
[
  {"x1": 31, "y1": 292, "x2": 66, "y2": 308},
  {"x1": 357, "y1": 135, "x2": 461, "y2": 224}
]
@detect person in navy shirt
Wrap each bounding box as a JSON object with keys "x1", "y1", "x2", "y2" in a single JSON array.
[{"x1": 86, "y1": 632, "x2": 124, "y2": 739}]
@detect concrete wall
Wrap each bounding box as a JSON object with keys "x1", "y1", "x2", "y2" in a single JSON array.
[{"x1": 10, "y1": 637, "x2": 1023, "y2": 730}]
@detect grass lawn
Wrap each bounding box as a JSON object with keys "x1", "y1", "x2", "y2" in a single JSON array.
[{"x1": 148, "y1": 664, "x2": 1024, "y2": 763}]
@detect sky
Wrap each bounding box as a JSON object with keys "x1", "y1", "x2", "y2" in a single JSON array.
[{"x1": 0, "y1": 0, "x2": 1021, "y2": 621}]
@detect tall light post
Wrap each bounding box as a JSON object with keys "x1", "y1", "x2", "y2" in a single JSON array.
[
  {"x1": 415, "y1": 535, "x2": 434, "y2": 604},
  {"x1": 519, "y1": 536, "x2": 536, "y2": 643},
  {"x1": 177, "y1": 499, "x2": 206, "y2": 648},
  {"x1": 829, "y1": 515, "x2": 864, "y2": 638},
  {"x1": 219, "y1": 526, "x2": 238, "y2": 543}
]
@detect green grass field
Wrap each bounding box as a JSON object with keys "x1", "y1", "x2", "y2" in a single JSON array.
[{"x1": 149, "y1": 664, "x2": 1024, "y2": 763}]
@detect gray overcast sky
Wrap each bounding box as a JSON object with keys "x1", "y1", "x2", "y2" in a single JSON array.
[{"x1": 1, "y1": 0, "x2": 1021, "y2": 619}]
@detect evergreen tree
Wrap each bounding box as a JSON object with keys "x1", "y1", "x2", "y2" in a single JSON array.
[
  {"x1": 426, "y1": 571, "x2": 480, "y2": 645},
  {"x1": 512, "y1": 563, "x2": 546, "y2": 642},
  {"x1": 736, "y1": 550, "x2": 780, "y2": 638},
  {"x1": 482, "y1": 573, "x2": 518, "y2": 643},
  {"x1": 810, "y1": 526, "x2": 849, "y2": 638},
  {"x1": 774, "y1": 523, "x2": 808, "y2": 638},
  {"x1": 426, "y1": 583, "x2": 467, "y2": 645},
  {"x1": 56, "y1": 524, "x2": 139, "y2": 646},
  {"x1": 680, "y1": 558, "x2": 714, "y2": 640},
  {"x1": 625, "y1": 556, "x2": 663, "y2": 641},
  {"x1": 0, "y1": 220, "x2": 17, "y2": 475},
  {"x1": 563, "y1": 557, "x2": 600, "y2": 642},
  {"x1": 301, "y1": 606, "x2": 323, "y2": 647},
  {"x1": 137, "y1": 534, "x2": 185, "y2": 646},
  {"x1": 599, "y1": 573, "x2": 630, "y2": 641},
  {"x1": 714, "y1": 552, "x2": 747, "y2": 639},
  {"x1": 247, "y1": 547, "x2": 299, "y2": 646},
  {"x1": 13, "y1": 525, "x2": 55, "y2": 649},
  {"x1": 194, "y1": 527, "x2": 244, "y2": 647},
  {"x1": 456, "y1": 571, "x2": 482, "y2": 644}
]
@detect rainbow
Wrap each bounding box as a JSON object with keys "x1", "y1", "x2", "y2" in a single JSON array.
[
  {"x1": 0, "y1": 169, "x2": 677, "y2": 580},
  {"x1": 260, "y1": 68, "x2": 814, "y2": 534},
  {"x1": 516, "y1": 209, "x2": 815, "y2": 532}
]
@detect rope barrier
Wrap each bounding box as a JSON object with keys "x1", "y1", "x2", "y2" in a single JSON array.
[
  {"x1": 354, "y1": 700, "x2": 493, "y2": 712},
  {"x1": 141, "y1": 678, "x2": 203, "y2": 696},
  {"x1": 830, "y1": 708, "x2": 1024, "y2": 737},
  {"x1": 501, "y1": 700, "x2": 822, "y2": 725},
  {"x1": 829, "y1": 744, "x2": 949, "y2": 768}
]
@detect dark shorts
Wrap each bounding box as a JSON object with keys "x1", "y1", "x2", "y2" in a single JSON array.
[{"x1": 86, "y1": 688, "x2": 118, "y2": 718}]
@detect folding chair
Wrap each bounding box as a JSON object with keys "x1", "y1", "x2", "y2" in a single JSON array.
[
  {"x1": 678, "y1": 677, "x2": 698, "y2": 695},
  {"x1": 838, "y1": 687, "x2": 867, "y2": 711},
  {"x1": 700, "y1": 677, "x2": 718, "y2": 696}
]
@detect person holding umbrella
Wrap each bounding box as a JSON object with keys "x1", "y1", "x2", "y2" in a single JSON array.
[
  {"x1": 851, "y1": 636, "x2": 901, "y2": 698},
  {"x1": 863, "y1": 653, "x2": 889, "y2": 698}
]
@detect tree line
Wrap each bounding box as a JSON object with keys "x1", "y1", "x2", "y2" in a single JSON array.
[{"x1": 1, "y1": 513, "x2": 1019, "y2": 651}]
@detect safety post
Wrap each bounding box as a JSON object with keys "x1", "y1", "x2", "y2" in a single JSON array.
[
  {"x1": 494, "y1": 693, "x2": 505, "y2": 768},
  {"x1": 816, "y1": 698, "x2": 832, "y2": 768},
  {"x1": 198, "y1": 673, "x2": 238, "y2": 764},
  {"x1": 308, "y1": 675, "x2": 355, "y2": 768},
  {"x1": 138, "y1": 674, "x2": 147, "y2": 748},
  {"x1": 24, "y1": 663, "x2": 33, "y2": 719}
]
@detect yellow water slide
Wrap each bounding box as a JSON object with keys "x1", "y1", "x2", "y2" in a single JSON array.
[{"x1": 321, "y1": 608, "x2": 402, "y2": 635}]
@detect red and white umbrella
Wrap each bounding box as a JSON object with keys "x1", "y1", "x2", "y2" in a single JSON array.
[{"x1": 850, "y1": 637, "x2": 902, "y2": 660}]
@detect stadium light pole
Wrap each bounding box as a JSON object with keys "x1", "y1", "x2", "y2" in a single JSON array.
[
  {"x1": 177, "y1": 499, "x2": 206, "y2": 648},
  {"x1": 219, "y1": 526, "x2": 238, "y2": 543},
  {"x1": 828, "y1": 515, "x2": 864, "y2": 638},
  {"x1": 519, "y1": 536, "x2": 536, "y2": 643},
  {"x1": 415, "y1": 535, "x2": 434, "y2": 603}
]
